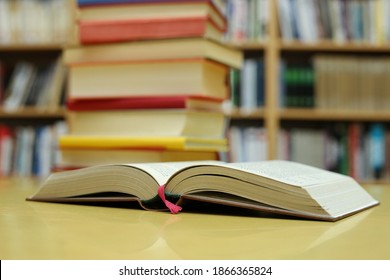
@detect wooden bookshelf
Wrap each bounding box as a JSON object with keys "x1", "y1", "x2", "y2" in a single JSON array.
[
  {"x1": 226, "y1": 108, "x2": 265, "y2": 120},
  {"x1": 279, "y1": 41, "x2": 390, "y2": 53},
  {"x1": 226, "y1": 0, "x2": 390, "y2": 182},
  {"x1": 0, "y1": 0, "x2": 75, "y2": 177},
  {"x1": 279, "y1": 109, "x2": 390, "y2": 122},
  {"x1": 227, "y1": 42, "x2": 268, "y2": 51}
]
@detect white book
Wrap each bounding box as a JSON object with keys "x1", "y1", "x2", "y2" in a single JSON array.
[{"x1": 3, "y1": 63, "x2": 37, "y2": 111}]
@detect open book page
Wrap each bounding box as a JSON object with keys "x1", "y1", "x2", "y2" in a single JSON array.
[
  {"x1": 228, "y1": 160, "x2": 349, "y2": 188},
  {"x1": 226, "y1": 161, "x2": 378, "y2": 218},
  {"x1": 128, "y1": 161, "x2": 222, "y2": 186}
]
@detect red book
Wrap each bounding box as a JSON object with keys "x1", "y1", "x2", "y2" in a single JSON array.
[
  {"x1": 0, "y1": 62, "x2": 5, "y2": 104},
  {"x1": 77, "y1": 0, "x2": 226, "y2": 44},
  {"x1": 67, "y1": 95, "x2": 223, "y2": 111},
  {"x1": 0, "y1": 125, "x2": 13, "y2": 176},
  {"x1": 79, "y1": 16, "x2": 224, "y2": 44}
]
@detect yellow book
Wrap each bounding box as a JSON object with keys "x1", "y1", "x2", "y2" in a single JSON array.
[
  {"x1": 68, "y1": 59, "x2": 229, "y2": 100},
  {"x1": 59, "y1": 135, "x2": 228, "y2": 151},
  {"x1": 64, "y1": 37, "x2": 243, "y2": 69},
  {"x1": 67, "y1": 109, "x2": 226, "y2": 139},
  {"x1": 59, "y1": 148, "x2": 219, "y2": 168}
]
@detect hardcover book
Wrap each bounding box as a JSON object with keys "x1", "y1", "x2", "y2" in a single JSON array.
[
  {"x1": 77, "y1": 0, "x2": 226, "y2": 44},
  {"x1": 27, "y1": 160, "x2": 379, "y2": 221},
  {"x1": 66, "y1": 96, "x2": 223, "y2": 111},
  {"x1": 68, "y1": 59, "x2": 229, "y2": 100},
  {"x1": 67, "y1": 109, "x2": 226, "y2": 138},
  {"x1": 63, "y1": 37, "x2": 243, "y2": 69},
  {"x1": 58, "y1": 148, "x2": 219, "y2": 168},
  {"x1": 58, "y1": 135, "x2": 228, "y2": 151}
]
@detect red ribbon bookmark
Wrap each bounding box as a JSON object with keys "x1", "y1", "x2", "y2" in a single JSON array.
[{"x1": 158, "y1": 185, "x2": 182, "y2": 214}]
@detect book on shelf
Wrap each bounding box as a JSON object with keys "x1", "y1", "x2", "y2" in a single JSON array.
[
  {"x1": 59, "y1": 148, "x2": 219, "y2": 168},
  {"x1": 289, "y1": 128, "x2": 325, "y2": 170},
  {"x1": 59, "y1": 135, "x2": 228, "y2": 151},
  {"x1": 0, "y1": 125, "x2": 13, "y2": 176},
  {"x1": 1, "y1": 59, "x2": 67, "y2": 111},
  {"x1": 0, "y1": 61, "x2": 5, "y2": 104},
  {"x1": 3, "y1": 62, "x2": 37, "y2": 111},
  {"x1": 279, "y1": 122, "x2": 390, "y2": 181},
  {"x1": 277, "y1": 0, "x2": 390, "y2": 44},
  {"x1": 313, "y1": 55, "x2": 390, "y2": 111},
  {"x1": 369, "y1": 123, "x2": 386, "y2": 179},
  {"x1": 0, "y1": 122, "x2": 67, "y2": 177},
  {"x1": 12, "y1": 127, "x2": 35, "y2": 177},
  {"x1": 227, "y1": 125, "x2": 267, "y2": 163},
  {"x1": 35, "y1": 57, "x2": 67, "y2": 110},
  {"x1": 0, "y1": 0, "x2": 71, "y2": 45},
  {"x1": 240, "y1": 58, "x2": 264, "y2": 112},
  {"x1": 280, "y1": 60, "x2": 314, "y2": 108},
  {"x1": 27, "y1": 160, "x2": 379, "y2": 221},
  {"x1": 64, "y1": 37, "x2": 242, "y2": 69},
  {"x1": 77, "y1": 0, "x2": 226, "y2": 44},
  {"x1": 68, "y1": 59, "x2": 229, "y2": 100},
  {"x1": 67, "y1": 109, "x2": 226, "y2": 138},
  {"x1": 224, "y1": 0, "x2": 269, "y2": 42},
  {"x1": 67, "y1": 95, "x2": 223, "y2": 111},
  {"x1": 385, "y1": 129, "x2": 390, "y2": 179}
]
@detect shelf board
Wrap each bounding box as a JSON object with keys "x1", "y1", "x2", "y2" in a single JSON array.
[
  {"x1": 279, "y1": 108, "x2": 390, "y2": 121},
  {"x1": 279, "y1": 40, "x2": 390, "y2": 52},
  {"x1": 0, "y1": 107, "x2": 66, "y2": 119},
  {"x1": 225, "y1": 108, "x2": 265, "y2": 119},
  {"x1": 225, "y1": 41, "x2": 268, "y2": 50},
  {"x1": 0, "y1": 43, "x2": 65, "y2": 51}
]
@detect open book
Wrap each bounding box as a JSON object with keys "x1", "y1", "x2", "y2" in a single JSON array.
[{"x1": 27, "y1": 160, "x2": 379, "y2": 221}]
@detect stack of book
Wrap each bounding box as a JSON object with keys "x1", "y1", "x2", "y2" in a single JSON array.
[{"x1": 59, "y1": 0, "x2": 243, "y2": 168}]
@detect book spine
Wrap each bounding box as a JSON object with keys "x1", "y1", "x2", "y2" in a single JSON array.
[
  {"x1": 79, "y1": 17, "x2": 221, "y2": 44},
  {"x1": 0, "y1": 122, "x2": 67, "y2": 177},
  {"x1": 0, "y1": 0, "x2": 71, "y2": 44},
  {"x1": 312, "y1": 55, "x2": 390, "y2": 111}
]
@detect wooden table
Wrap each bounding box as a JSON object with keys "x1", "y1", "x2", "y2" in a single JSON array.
[{"x1": 1, "y1": 177, "x2": 389, "y2": 259}]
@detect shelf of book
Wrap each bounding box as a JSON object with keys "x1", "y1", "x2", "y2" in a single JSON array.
[
  {"x1": 0, "y1": 0, "x2": 75, "y2": 178},
  {"x1": 225, "y1": 0, "x2": 390, "y2": 182},
  {"x1": 226, "y1": 42, "x2": 268, "y2": 51}
]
